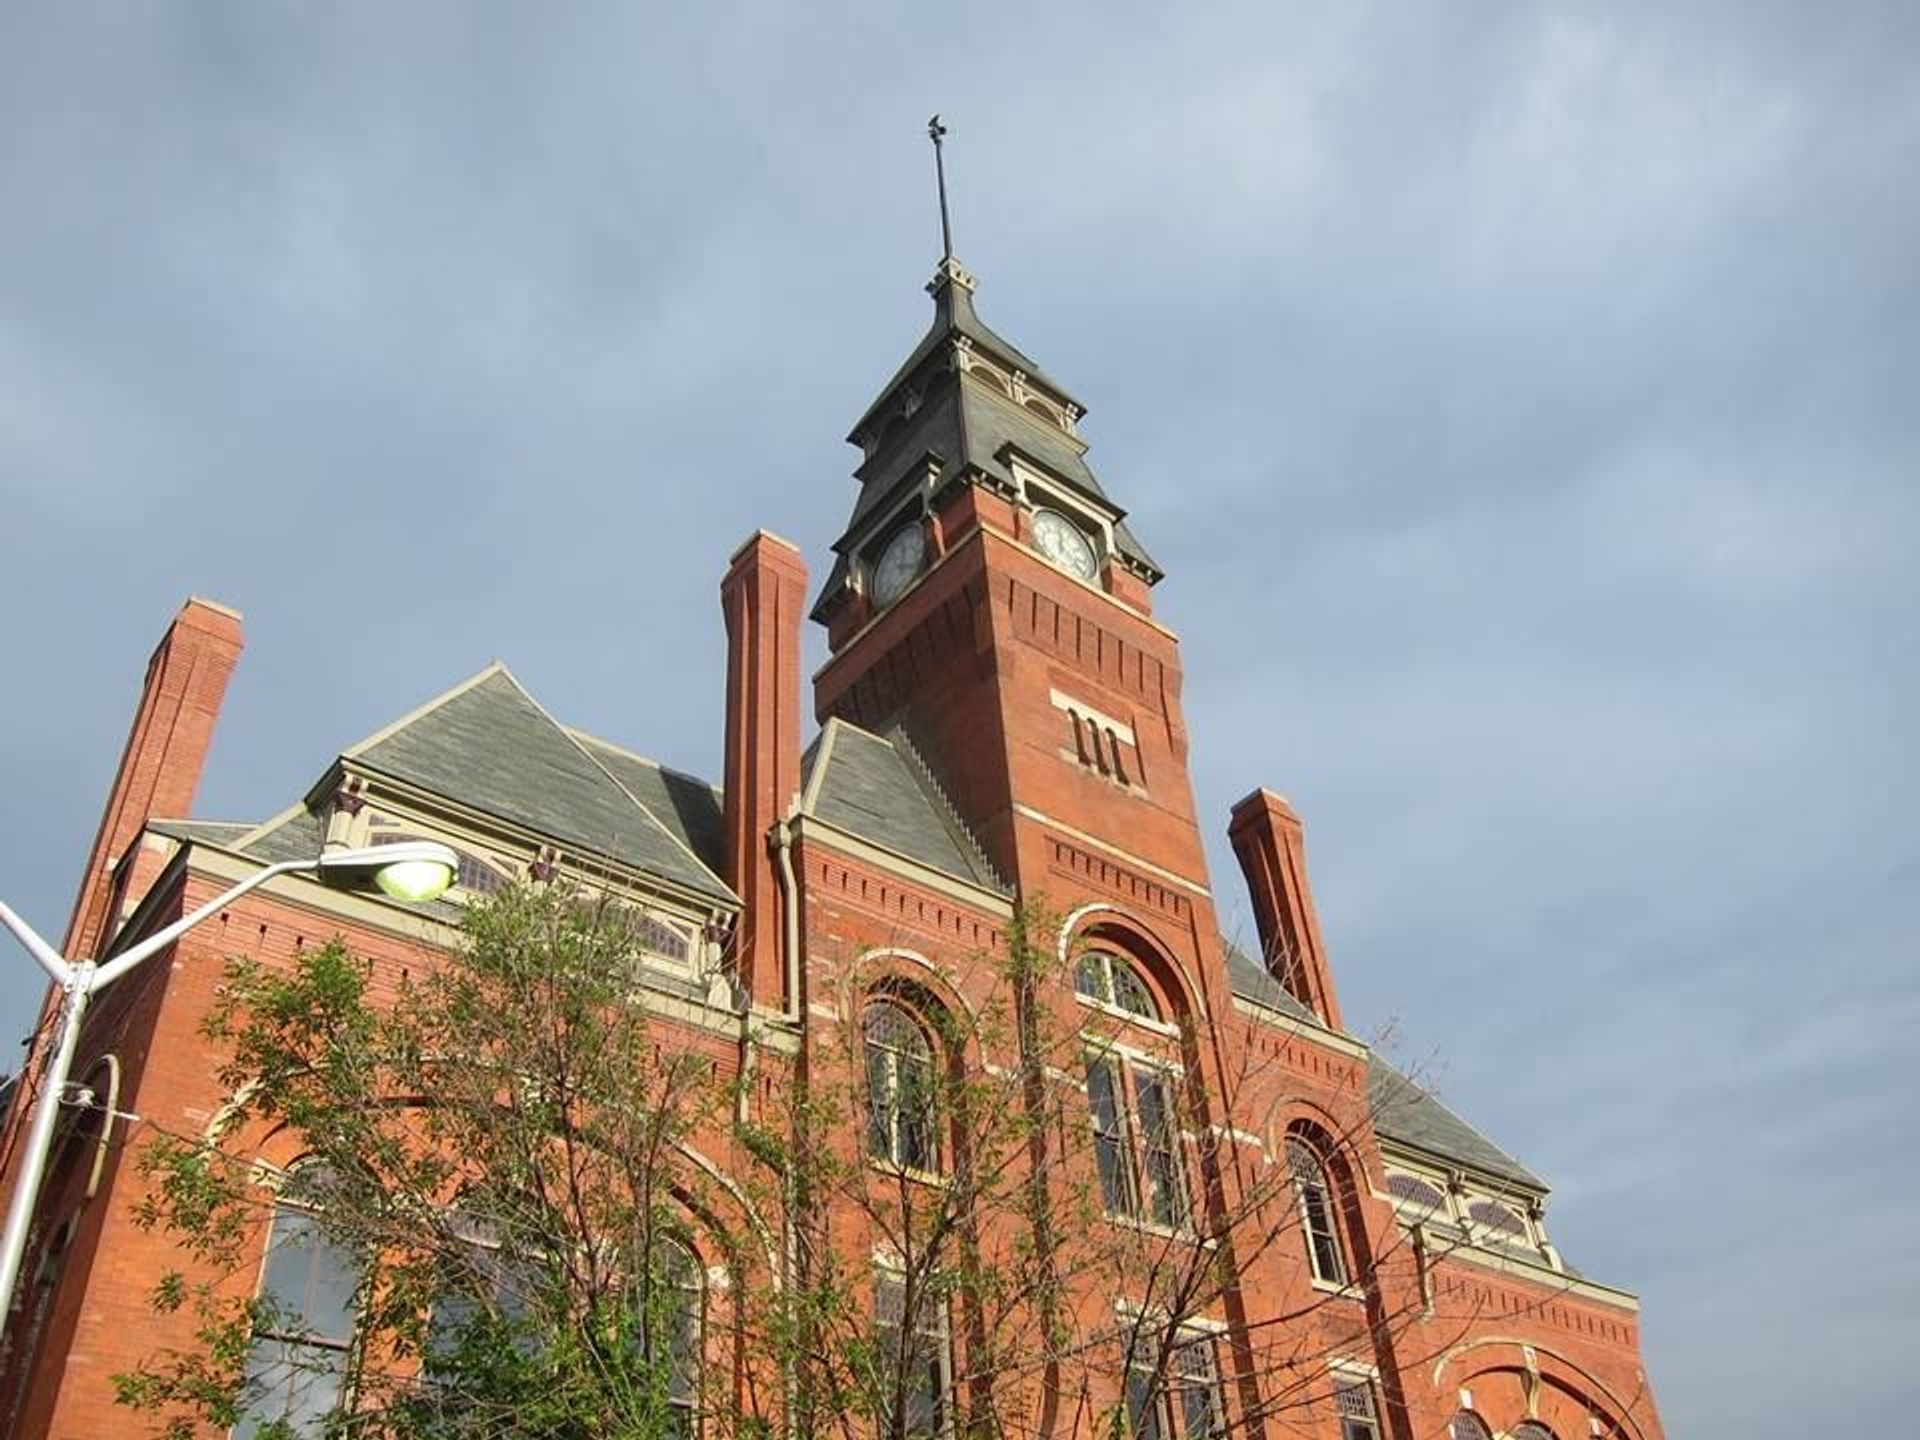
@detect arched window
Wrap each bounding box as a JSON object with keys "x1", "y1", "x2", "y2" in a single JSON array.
[
  {"x1": 641, "y1": 1237, "x2": 703, "y2": 1439},
  {"x1": 1512, "y1": 1425, "x2": 1559, "y2": 1440},
  {"x1": 1449, "y1": 1412, "x2": 1493, "y2": 1440},
  {"x1": 1385, "y1": 1172, "x2": 1448, "y2": 1217},
  {"x1": 1285, "y1": 1137, "x2": 1347, "y2": 1286},
  {"x1": 1074, "y1": 949, "x2": 1160, "y2": 1022},
  {"x1": 1467, "y1": 1199, "x2": 1528, "y2": 1244},
  {"x1": 865, "y1": 1000, "x2": 938, "y2": 1173},
  {"x1": 235, "y1": 1167, "x2": 361, "y2": 1440}
]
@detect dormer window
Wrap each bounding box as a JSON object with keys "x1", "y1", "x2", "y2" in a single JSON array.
[
  {"x1": 366, "y1": 820, "x2": 508, "y2": 898},
  {"x1": 1466, "y1": 1199, "x2": 1528, "y2": 1245}
]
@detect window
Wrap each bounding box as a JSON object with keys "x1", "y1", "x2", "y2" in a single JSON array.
[
  {"x1": 236, "y1": 1169, "x2": 361, "y2": 1440},
  {"x1": 1449, "y1": 1413, "x2": 1493, "y2": 1440},
  {"x1": 1466, "y1": 1199, "x2": 1527, "y2": 1244},
  {"x1": 1385, "y1": 1172, "x2": 1447, "y2": 1217},
  {"x1": 1286, "y1": 1138, "x2": 1347, "y2": 1286},
  {"x1": 424, "y1": 1212, "x2": 538, "y2": 1374},
  {"x1": 1332, "y1": 1377, "x2": 1381, "y2": 1440},
  {"x1": 875, "y1": 1271, "x2": 950, "y2": 1438},
  {"x1": 639, "y1": 1238, "x2": 703, "y2": 1439},
  {"x1": 1512, "y1": 1425, "x2": 1558, "y2": 1440},
  {"x1": 369, "y1": 826, "x2": 508, "y2": 897},
  {"x1": 1125, "y1": 1331, "x2": 1225, "y2": 1440},
  {"x1": 1086, "y1": 1054, "x2": 1188, "y2": 1228},
  {"x1": 1075, "y1": 950, "x2": 1159, "y2": 1022},
  {"x1": 866, "y1": 1001, "x2": 938, "y2": 1173}
]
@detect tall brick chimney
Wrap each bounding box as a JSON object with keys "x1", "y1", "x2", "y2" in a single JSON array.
[
  {"x1": 1228, "y1": 788, "x2": 1343, "y2": 1030},
  {"x1": 720, "y1": 533, "x2": 808, "y2": 1012},
  {"x1": 63, "y1": 597, "x2": 244, "y2": 961}
]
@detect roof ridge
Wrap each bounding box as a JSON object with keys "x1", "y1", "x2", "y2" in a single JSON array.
[
  {"x1": 228, "y1": 801, "x2": 316, "y2": 855},
  {"x1": 879, "y1": 724, "x2": 1009, "y2": 894},
  {"x1": 565, "y1": 726, "x2": 723, "y2": 797},
  {"x1": 341, "y1": 662, "x2": 512, "y2": 761},
  {"x1": 509, "y1": 680, "x2": 737, "y2": 899}
]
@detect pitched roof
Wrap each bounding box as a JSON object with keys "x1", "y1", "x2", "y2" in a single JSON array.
[
  {"x1": 568, "y1": 731, "x2": 726, "y2": 881},
  {"x1": 800, "y1": 719, "x2": 1008, "y2": 895},
  {"x1": 1220, "y1": 939, "x2": 1543, "y2": 1191},
  {"x1": 338, "y1": 666, "x2": 734, "y2": 903},
  {"x1": 1366, "y1": 1061, "x2": 1544, "y2": 1191}
]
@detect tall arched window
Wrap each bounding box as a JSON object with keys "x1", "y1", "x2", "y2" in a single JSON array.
[
  {"x1": 236, "y1": 1167, "x2": 361, "y2": 1439},
  {"x1": 641, "y1": 1237, "x2": 703, "y2": 1439},
  {"x1": 1449, "y1": 1412, "x2": 1493, "y2": 1440},
  {"x1": 1285, "y1": 1137, "x2": 1347, "y2": 1286},
  {"x1": 865, "y1": 1000, "x2": 938, "y2": 1173}
]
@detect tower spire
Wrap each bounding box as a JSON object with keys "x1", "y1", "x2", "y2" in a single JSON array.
[{"x1": 928, "y1": 114, "x2": 954, "y2": 261}]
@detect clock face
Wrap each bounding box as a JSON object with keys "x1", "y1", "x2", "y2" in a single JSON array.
[
  {"x1": 871, "y1": 523, "x2": 926, "y2": 607},
  {"x1": 1031, "y1": 508, "x2": 1098, "y2": 580}
]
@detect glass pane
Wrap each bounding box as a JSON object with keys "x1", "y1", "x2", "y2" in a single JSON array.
[
  {"x1": 867, "y1": 1042, "x2": 895, "y2": 1161},
  {"x1": 1175, "y1": 1338, "x2": 1223, "y2": 1440},
  {"x1": 1133, "y1": 1072, "x2": 1186, "y2": 1228},
  {"x1": 1110, "y1": 963, "x2": 1157, "y2": 1020},
  {"x1": 1451, "y1": 1414, "x2": 1493, "y2": 1440},
  {"x1": 1302, "y1": 1185, "x2": 1345, "y2": 1284},
  {"x1": 259, "y1": 1209, "x2": 358, "y2": 1343},
  {"x1": 1075, "y1": 954, "x2": 1110, "y2": 1003},
  {"x1": 1125, "y1": 1365, "x2": 1164, "y2": 1440},
  {"x1": 233, "y1": 1336, "x2": 348, "y2": 1440},
  {"x1": 1086, "y1": 1058, "x2": 1136, "y2": 1216}
]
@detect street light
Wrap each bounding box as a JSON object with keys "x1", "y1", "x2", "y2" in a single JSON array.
[{"x1": 0, "y1": 839, "x2": 458, "y2": 1334}]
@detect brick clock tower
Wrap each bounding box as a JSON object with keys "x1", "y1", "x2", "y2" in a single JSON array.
[{"x1": 811, "y1": 253, "x2": 1338, "y2": 1031}]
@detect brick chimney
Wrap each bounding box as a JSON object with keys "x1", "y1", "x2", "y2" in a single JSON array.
[
  {"x1": 63, "y1": 597, "x2": 244, "y2": 961},
  {"x1": 1228, "y1": 788, "x2": 1343, "y2": 1030},
  {"x1": 720, "y1": 532, "x2": 808, "y2": 1012}
]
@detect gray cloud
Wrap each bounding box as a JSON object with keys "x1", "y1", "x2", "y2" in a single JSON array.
[{"x1": 3, "y1": 4, "x2": 1916, "y2": 1434}]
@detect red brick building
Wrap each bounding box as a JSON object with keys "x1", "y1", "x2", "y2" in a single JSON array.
[{"x1": 0, "y1": 253, "x2": 1664, "y2": 1440}]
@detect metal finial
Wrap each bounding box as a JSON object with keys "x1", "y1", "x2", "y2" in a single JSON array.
[{"x1": 928, "y1": 114, "x2": 954, "y2": 261}]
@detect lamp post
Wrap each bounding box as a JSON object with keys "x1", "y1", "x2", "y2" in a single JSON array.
[{"x1": 0, "y1": 840, "x2": 458, "y2": 1334}]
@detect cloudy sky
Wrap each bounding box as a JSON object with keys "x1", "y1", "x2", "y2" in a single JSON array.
[{"x1": 3, "y1": 4, "x2": 1915, "y2": 1434}]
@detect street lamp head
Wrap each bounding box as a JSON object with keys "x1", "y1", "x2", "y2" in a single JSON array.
[{"x1": 315, "y1": 842, "x2": 460, "y2": 903}]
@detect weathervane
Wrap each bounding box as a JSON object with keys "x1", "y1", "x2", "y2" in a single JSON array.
[{"x1": 928, "y1": 113, "x2": 954, "y2": 261}]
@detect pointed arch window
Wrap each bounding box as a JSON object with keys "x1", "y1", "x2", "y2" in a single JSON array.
[
  {"x1": 235, "y1": 1166, "x2": 362, "y2": 1440},
  {"x1": 1285, "y1": 1137, "x2": 1347, "y2": 1286},
  {"x1": 865, "y1": 1000, "x2": 939, "y2": 1174}
]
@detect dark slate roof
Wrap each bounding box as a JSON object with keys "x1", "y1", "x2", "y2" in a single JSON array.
[
  {"x1": 238, "y1": 807, "x2": 327, "y2": 864},
  {"x1": 149, "y1": 819, "x2": 255, "y2": 848},
  {"x1": 1367, "y1": 1063, "x2": 1543, "y2": 1191},
  {"x1": 1221, "y1": 938, "x2": 1321, "y2": 1024},
  {"x1": 346, "y1": 667, "x2": 735, "y2": 903},
  {"x1": 569, "y1": 732, "x2": 727, "y2": 880},
  {"x1": 815, "y1": 270, "x2": 1162, "y2": 622},
  {"x1": 1220, "y1": 939, "x2": 1543, "y2": 1191},
  {"x1": 800, "y1": 720, "x2": 1008, "y2": 895},
  {"x1": 852, "y1": 266, "x2": 1079, "y2": 442}
]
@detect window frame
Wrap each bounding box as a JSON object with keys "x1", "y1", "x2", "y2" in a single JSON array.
[
  {"x1": 234, "y1": 1166, "x2": 363, "y2": 1440},
  {"x1": 864, "y1": 998, "x2": 942, "y2": 1177},
  {"x1": 873, "y1": 1267, "x2": 953, "y2": 1439},
  {"x1": 1285, "y1": 1136, "x2": 1349, "y2": 1289},
  {"x1": 1085, "y1": 1046, "x2": 1190, "y2": 1232},
  {"x1": 1331, "y1": 1374, "x2": 1382, "y2": 1440}
]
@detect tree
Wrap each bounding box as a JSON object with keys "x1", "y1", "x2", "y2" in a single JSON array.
[{"x1": 114, "y1": 883, "x2": 1503, "y2": 1440}]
